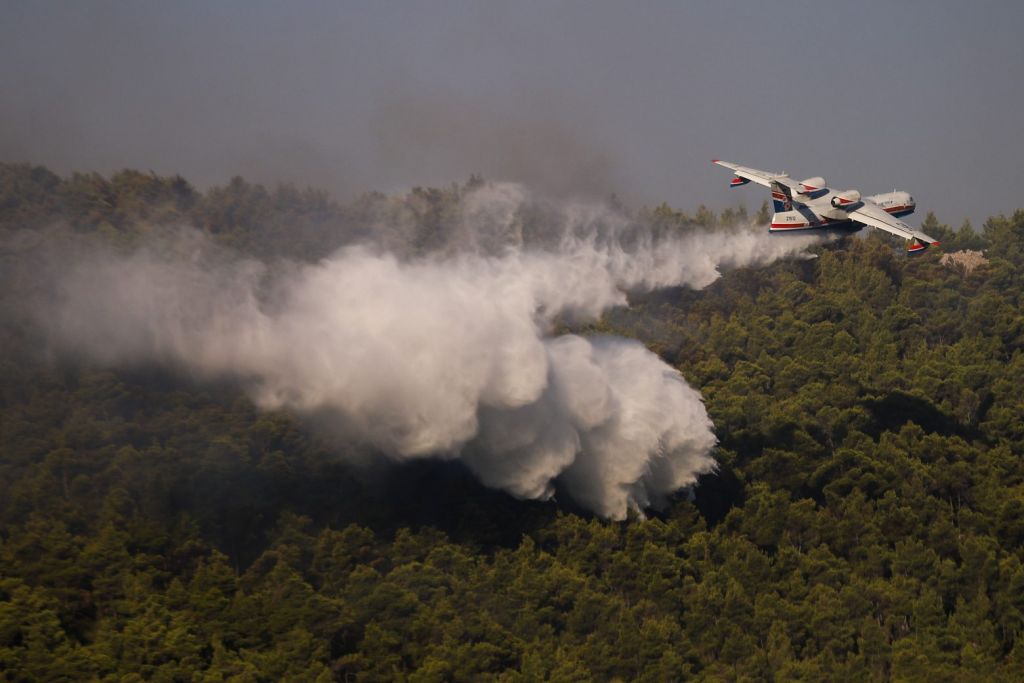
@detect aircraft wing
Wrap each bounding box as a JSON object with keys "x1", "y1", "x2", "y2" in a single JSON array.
[
  {"x1": 848, "y1": 201, "x2": 940, "y2": 253},
  {"x1": 712, "y1": 160, "x2": 796, "y2": 190}
]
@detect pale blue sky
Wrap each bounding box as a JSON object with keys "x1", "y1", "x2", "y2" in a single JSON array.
[{"x1": 2, "y1": 1, "x2": 1022, "y2": 226}]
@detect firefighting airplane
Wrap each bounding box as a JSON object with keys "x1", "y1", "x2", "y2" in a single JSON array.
[{"x1": 713, "y1": 160, "x2": 940, "y2": 254}]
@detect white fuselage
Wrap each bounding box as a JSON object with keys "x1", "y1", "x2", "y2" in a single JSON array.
[{"x1": 770, "y1": 189, "x2": 916, "y2": 234}]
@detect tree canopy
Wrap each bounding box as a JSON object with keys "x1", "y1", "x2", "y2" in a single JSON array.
[{"x1": 2, "y1": 162, "x2": 1023, "y2": 680}]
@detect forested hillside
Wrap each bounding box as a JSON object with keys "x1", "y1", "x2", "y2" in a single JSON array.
[{"x1": 2, "y1": 162, "x2": 1024, "y2": 681}]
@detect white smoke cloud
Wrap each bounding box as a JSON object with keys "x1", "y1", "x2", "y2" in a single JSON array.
[{"x1": 41, "y1": 182, "x2": 824, "y2": 519}]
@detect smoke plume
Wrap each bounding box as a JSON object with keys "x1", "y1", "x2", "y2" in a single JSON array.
[{"x1": 39, "y1": 183, "x2": 823, "y2": 519}]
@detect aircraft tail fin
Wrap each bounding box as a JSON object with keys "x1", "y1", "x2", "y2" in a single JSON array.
[{"x1": 770, "y1": 180, "x2": 793, "y2": 212}]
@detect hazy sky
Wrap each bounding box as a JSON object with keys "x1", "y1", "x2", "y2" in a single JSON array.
[{"x1": 2, "y1": 1, "x2": 1022, "y2": 226}]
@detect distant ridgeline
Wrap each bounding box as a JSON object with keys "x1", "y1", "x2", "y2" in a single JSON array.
[
  {"x1": 3, "y1": 161, "x2": 1024, "y2": 679},
  {"x1": 1, "y1": 161, "x2": 992, "y2": 261}
]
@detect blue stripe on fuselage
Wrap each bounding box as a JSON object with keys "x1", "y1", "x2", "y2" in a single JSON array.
[{"x1": 768, "y1": 222, "x2": 860, "y2": 234}]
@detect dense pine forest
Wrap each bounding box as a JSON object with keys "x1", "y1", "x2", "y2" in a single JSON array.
[{"x1": 3, "y1": 162, "x2": 1024, "y2": 681}]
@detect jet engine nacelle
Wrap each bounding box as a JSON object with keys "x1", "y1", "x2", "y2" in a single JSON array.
[
  {"x1": 797, "y1": 177, "x2": 826, "y2": 194},
  {"x1": 831, "y1": 190, "x2": 862, "y2": 209}
]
